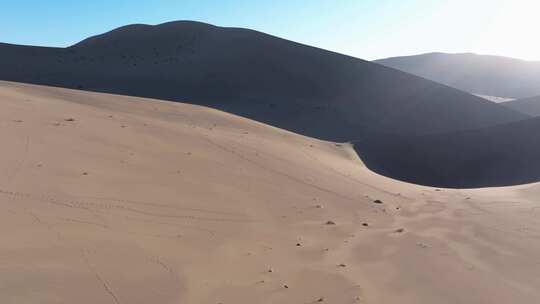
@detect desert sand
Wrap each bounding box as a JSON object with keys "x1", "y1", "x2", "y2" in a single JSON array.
[{"x1": 1, "y1": 81, "x2": 539, "y2": 303}]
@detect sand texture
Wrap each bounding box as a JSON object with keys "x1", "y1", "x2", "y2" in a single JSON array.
[{"x1": 1, "y1": 81, "x2": 539, "y2": 303}]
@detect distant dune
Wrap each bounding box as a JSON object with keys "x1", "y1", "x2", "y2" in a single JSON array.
[
  {"x1": 502, "y1": 95, "x2": 540, "y2": 116},
  {"x1": 375, "y1": 52, "x2": 540, "y2": 99},
  {"x1": 356, "y1": 116, "x2": 540, "y2": 188},
  {"x1": 0, "y1": 21, "x2": 527, "y2": 142},
  {"x1": 1, "y1": 81, "x2": 539, "y2": 304}
]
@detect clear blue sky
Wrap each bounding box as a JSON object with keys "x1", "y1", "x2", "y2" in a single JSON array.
[{"x1": 2, "y1": 0, "x2": 539, "y2": 60}]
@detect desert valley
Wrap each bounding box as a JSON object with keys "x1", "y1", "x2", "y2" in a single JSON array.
[{"x1": 1, "y1": 17, "x2": 540, "y2": 304}]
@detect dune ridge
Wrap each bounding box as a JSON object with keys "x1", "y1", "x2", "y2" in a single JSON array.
[
  {"x1": 375, "y1": 52, "x2": 540, "y2": 99},
  {"x1": 0, "y1": 21, "x2": 527, "y2": 142},
  {"x1": 3, "y1": 21, "x2": 538, "y2": 188}
]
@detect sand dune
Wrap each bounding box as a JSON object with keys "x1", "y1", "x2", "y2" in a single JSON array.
[
  {"x1": 502, "y1": 95, "x2": 540, "y2": 116},
  {"x1": 0, "y1": 21, "x2": 527, "y2": 142},
  {"x1": 375, "y1": 52, "x2": 540, "y2": 99},
  {"x1": 1, "y1": 81, "x2": 539, "y2": 303},
  {"x1": 356, "y1": 116, "x2": 540, "y2": 188}
]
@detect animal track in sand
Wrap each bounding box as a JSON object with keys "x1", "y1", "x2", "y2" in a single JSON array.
[{"x1": 80, "y1": 249, "x2": 122, "y2": 304}]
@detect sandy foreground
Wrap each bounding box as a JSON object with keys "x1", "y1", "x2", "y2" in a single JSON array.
[{"x1": 0, "y1": 81, "x2": 539, "y2": 303}]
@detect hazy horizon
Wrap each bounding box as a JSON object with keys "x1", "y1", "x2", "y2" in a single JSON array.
[{"x1": 2, "y1": 0, "x2": 540, "y2": 61}]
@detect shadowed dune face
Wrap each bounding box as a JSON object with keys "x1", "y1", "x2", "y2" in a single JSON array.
[
  {"x1": 0, "y1": 21, "x2": 528, "y2": 142},
  {"x1": 356, "y1": 117, "x2": 540, "y2": 188},
  {"x1": 375, "y1": 52, "x2": 540, "y2": 99},
  {"x1": 502, "y1": 95, "x2": 540, "y2": 116}
]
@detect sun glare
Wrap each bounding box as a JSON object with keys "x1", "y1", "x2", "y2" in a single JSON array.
[{"x1": 481, "y1": 0, "x2": 540, "y2": 60}]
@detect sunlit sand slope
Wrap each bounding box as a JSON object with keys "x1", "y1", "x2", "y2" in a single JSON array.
[{"x1": 1, "y1": 81, "x2": 539, "y2": 303}]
